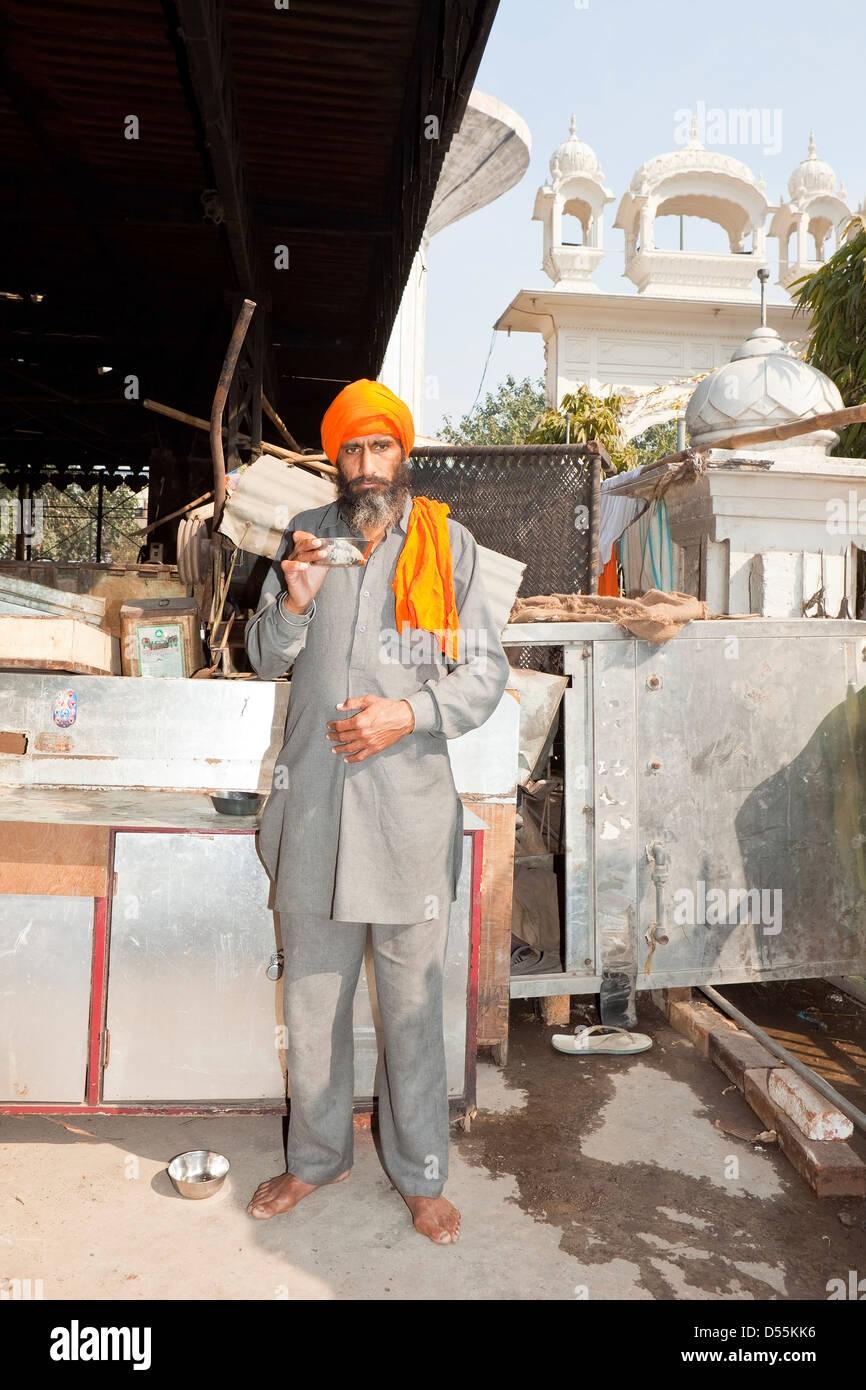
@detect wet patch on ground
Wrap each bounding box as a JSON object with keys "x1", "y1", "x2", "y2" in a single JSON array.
[{"x1": 457, "y1": 998, "x2": 866, "y2": 1300}]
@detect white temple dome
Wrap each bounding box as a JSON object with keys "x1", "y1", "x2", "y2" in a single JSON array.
[
  {"x1": 549, "y1": 115, "x2": 604, "y2": 183},
  {"x1": 686, "y1": 324, "x2": 844, "y2": 454},
  {"x1": 787, "y1": 133, "x2": 837, "y2": 201},
  {"x1": 628, "y1": 128, "x2": 762, "y2": 197}
]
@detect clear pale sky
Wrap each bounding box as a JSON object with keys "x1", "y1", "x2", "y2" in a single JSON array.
[{"x1": 422, "y1": 0, "x2": 866, "y2": 434}]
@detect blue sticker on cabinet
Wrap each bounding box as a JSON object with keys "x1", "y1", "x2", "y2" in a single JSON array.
[{"x1": 52, "y1": 689, "x2": 77, "y2": 728}]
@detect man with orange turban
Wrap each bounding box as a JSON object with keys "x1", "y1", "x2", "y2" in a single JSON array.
[{"x1": 245, "y1": 379, "x2": 509, "y2": 1246}]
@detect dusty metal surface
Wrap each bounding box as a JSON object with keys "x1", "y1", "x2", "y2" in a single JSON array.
[
  {"x1": 0, "y1": 786, "x2": 260, "y2": 831},
  {"x1": 0, "y1": 894, "x2": 94, "y2": 1103},
  {"x1": 0, "y1": 674, "x2": 290, "y2": 792},
  {"x1": 631, "y1": 625, "x2": 866, "y2": 988},
  {"x1": 103, "y1": 826, "x2": 475, "y2": 1104},
  {"x1": 104, "y1": 831, "x2": 286, "y2": 1102},
  {"x1": 508, "y1": 619, "x2": 866, "y2": 1014}
]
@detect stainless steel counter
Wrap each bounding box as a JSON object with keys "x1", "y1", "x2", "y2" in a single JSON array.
[
  {"x1": 0, "y1": 786, "x2": 259, "y2": 831},
  {"x1": 0, "y1": 670, "x2": 519, "y2": 1097}
]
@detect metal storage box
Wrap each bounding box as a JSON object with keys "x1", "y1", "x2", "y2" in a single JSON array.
[{"x1": 503, "y1": 618, "x2": 866, "y2": 1024}]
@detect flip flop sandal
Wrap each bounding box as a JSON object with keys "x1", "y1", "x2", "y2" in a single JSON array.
[
  {"x1": 510, "y1": 944, "x2": 562, "y2": 976},
  {"x1": 551, "y1": 1024, "x2": 653, "y2": 1055}
]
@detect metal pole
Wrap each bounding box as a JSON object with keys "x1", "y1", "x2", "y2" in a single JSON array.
[
  {"x1": 16, "y1": 480, "x2": 26, "y2": 561},
  {"x1": 95, "y1": 475, "x2": 104, "y2": 563},
  {"x1": 699, "y1": 984, "x2": 866, "y2": 1135},
  {"x1": 211, "y1": 298, "x2": 256, "y2": 527},
  {"x1": 588, "y1": 451, "x2": 602, "y2": 594}
]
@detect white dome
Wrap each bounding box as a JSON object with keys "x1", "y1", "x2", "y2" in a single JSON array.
[
  {"x1": 629, "y1": 129, "x2": 761, "y2": 197},
  {"x1": 549, "y1": 115, "x2": 603, "y2": 183},
  {"x1": 686, "y1": 325, "x2": 843, "y2": 454},
  {"x1": 788, "y1": 133, "x2": 837, "y2": 200}
]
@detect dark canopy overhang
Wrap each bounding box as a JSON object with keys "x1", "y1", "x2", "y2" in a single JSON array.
[{"x1": 0, "y1": 0, "x2": 499, "y2": 521}]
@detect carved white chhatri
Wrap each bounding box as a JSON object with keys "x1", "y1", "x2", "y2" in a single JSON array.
[
  {"x1": 769, "y1": 134, "x2": 851, "y2": 291},
  {"x1": 534, "y1": 115, "x2": 614, "y2": 292},
  {"x1": 614, "y1": 123, "x2": 769, "y2": 301}
]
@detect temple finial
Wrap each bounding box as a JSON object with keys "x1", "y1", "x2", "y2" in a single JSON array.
[{"x1": 758, "y1": 267, "x2": 770, "y2": 328}]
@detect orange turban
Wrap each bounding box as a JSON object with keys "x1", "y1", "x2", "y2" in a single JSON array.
[{"x1": 320, "y1": 378, "x2": 415, "y2": 464}]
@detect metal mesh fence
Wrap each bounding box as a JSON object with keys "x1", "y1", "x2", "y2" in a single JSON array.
[
  {"x1": 408, "y1": 443, "x2": 601, "y2": 673},
  {"x1": 408, "y1": 443, "x2": 600, "y2": 599}
]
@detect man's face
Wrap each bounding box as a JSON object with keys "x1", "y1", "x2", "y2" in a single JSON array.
[
  {"x1": 336, "y1": 434, "x2": 404, "y2": 496},
  {"x1": 335, "y1": 433, "x2": 411, "y2": 533}
]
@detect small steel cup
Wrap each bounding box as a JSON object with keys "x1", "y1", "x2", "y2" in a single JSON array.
[
  {"x1": 167, "y1": 1150, "x2": 230, "y2": 1199},
  {"x1": 309, "y1": 536, "x2": 369, "y2": 566}
]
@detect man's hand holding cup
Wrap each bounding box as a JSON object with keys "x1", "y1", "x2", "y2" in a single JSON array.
[{"x1": 279, "y1": 531, "x2": 329, "y2": 614}]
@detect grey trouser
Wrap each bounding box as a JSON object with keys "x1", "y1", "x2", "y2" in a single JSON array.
[{"x1": 281, "y1": 907, "x2": 451, "y2": 1197}]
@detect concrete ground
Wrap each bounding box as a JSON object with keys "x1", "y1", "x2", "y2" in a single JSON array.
[{"x1": 3, "y1": 997, "x2": 864, "y2": 1301}]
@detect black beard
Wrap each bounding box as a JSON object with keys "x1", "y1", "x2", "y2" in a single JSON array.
[{"x1": 336, "y1": 459, "x2": 412, "y2": 532}]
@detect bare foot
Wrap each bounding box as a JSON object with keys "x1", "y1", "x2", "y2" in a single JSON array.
[
  {"x1": 403, "y1": 1194, "x2": 461, "y2": 1244},
  {"x1": 246, "y1": 1169, "x2": 350, "y2": 1220}
]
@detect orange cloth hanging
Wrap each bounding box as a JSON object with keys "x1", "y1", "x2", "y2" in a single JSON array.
[
  {"x1": 393, "y1": 497, "x2": 460, "y2": 662},
  {"x1": 597, "y1": 550, "x2": 620, "y2": 596}
]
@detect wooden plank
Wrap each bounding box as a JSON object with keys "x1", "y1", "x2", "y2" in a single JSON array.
[
  {"x1": 540, "y1": 994, "x2": 571, "y2": 1026},
  {"x1": 0, "y1": 574, "x2": 106, "y2": 624},
  {"x1": 0, "y1": 822, "x2": 109, "y2": 896},
  {"x1": 0, "y1": 616, "x2": 119, "y2": 675},
  {"x1": 462, "y1": 797, "x2": 516, "y2": 1055}
]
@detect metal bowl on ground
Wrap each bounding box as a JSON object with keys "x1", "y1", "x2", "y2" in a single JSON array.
[
  {"x1": 167, "y1": 1150, "x2": 230, "y2": 1199},
  {"x1": 210, "y1": 791, "x2": 264, "y2": 816}
]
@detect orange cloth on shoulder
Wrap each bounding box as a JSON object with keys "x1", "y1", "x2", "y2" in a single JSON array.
[
  {"x1": 393, "y1": 498, "x2": 460, "y2": 662},
  {"x1": 320, "y1": 378, "x2": 415, "y2": 464}
]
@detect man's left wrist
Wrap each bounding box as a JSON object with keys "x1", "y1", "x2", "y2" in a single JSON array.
[{"x1": 404, "y1": 688, "x2": 438, "y2": 734}]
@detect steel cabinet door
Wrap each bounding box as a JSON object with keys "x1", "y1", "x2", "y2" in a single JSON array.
[
  {"x1": 104, "y1": 831, "x2": 285, "y2": 1101},
  {"x1": 105, "y1": 829, "x2": 474, "y2": 1102},
  {"x1": 630, "y1": 627, "x2": 866, "y2": 986},
  {"x1": 0, "y1": 894, "x2": 94, "y2": 1102}
]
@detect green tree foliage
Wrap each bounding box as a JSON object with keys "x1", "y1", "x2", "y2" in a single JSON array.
[
  {"x1": 527, "y1": 384, "x2": 636, "y2": 472},
  {"x1": 629, "y1": 420, "x2": 679, "y2": 468},
  {"x1": 793, "y1": 216, "x2": 866, "y2": 457},
  {"x1": 438, "y1": 374, "x2": 677, "y2": 472},
  {"x1": 438, "y1": 374, "x2": 546, "y2": 444}
]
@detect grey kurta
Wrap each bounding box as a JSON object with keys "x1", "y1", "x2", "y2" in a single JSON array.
[{"x1": 245, "y1": 494, "x2": 510, "y2": 923}]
